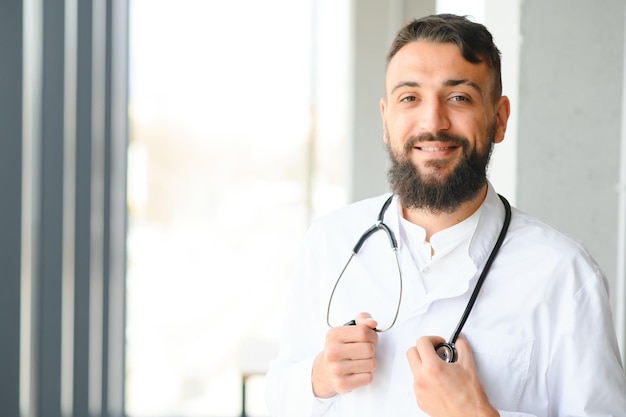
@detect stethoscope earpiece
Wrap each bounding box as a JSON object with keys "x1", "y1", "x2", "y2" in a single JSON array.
[{"x1": 435, "y1": 342, "x2": 458, "y2": 363}]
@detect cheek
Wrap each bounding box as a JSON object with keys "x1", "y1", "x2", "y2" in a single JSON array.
[
  {"x1": 456, "y1": 115, "x2": 490, "y2": 146},
  {"x1": 385, "y1": 113, "x2": 414, "y2": 141}
]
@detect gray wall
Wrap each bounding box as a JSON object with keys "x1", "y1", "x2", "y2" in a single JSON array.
[
  {"x1": 349, "y1": 0, "x2": 437, "y2": 202},
  {"x1": 517, "y1": 0, "x2": 625, "y2": 332}
]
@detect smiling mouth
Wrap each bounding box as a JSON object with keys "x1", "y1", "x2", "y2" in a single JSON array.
[{"x1": 417, "y1": 145, "x2": 459, "y2": 151}]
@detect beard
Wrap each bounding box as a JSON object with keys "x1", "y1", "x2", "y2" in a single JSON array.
[{"x1": 386, "y1": 125, "x2": 495, "y2": 213}]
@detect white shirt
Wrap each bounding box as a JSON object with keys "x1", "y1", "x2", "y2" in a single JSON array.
[{"x1": 266, "y1": 184, "x2": 626, "y2": 417}]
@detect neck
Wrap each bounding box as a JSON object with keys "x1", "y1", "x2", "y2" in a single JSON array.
[{"x1": 401, "y1": 185, "x2": 488, "y2": 241}]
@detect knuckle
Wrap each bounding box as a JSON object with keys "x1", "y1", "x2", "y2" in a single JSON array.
[
  {"x1": 335, "y1": 378, "x2": 353, "y2": 393},
  {"x1": 366, "y1": 357, "x2": 377, "y2": 372},
  {"x1": 328, "y1": 361, "x2": 343, "y2": 376},
  {"x1": 325, "y1": 348, "x2": 340, "y2": 362},
  {"x1": 363, "y1": 372, "x2": 374, "y2": 385}
]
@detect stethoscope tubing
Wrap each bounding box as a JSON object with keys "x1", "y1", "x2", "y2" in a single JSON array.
[
  {"x1": 327, "y1": 195, "x2": 402, "y2": 332},
  {"x1": 447, "y1": 194, "x2": 511, "y2": 344},
  {"x1": 327, "y1": 193, "x2": 512, "y2": 363},
  {"x1": 435, "y1": 194, "x2": 511, "y2": 362}
]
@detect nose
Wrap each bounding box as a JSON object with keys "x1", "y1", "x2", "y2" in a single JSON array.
[{"x1": 417, "y1": 98, "x2": 451, "y2": 133}]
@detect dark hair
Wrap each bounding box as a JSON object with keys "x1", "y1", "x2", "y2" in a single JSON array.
[{"x1": 386, "y1": 14, "x2": 503, "y2": 98}]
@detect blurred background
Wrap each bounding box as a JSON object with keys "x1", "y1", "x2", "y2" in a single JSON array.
[{"x1": 1, "y1": 0, "x2": 625, "y2": 416}]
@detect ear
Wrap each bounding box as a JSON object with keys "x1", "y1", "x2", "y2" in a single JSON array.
[
  {"x1": 493, "y1": 95, "x2": 510, "y2": 144},
  {"x1": 380, "y1": 97, "x2": 389, "y2": 144}
]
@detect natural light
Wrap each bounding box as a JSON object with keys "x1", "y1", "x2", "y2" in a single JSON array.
[
  {"x1": 125, "y1": 1, "x2": 487, "y2": 416},
  {"x1": 126, "y1": 1, "x2": 350, "y2": 415}
]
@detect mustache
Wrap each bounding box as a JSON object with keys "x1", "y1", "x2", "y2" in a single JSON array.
[{"x1": 403, "y1": 132, "x2": 469, "y2": 152}]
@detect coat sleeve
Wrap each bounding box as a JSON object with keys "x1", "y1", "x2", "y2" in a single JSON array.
[
  {"x1": 265, "y1": 222, "x2": 337, "y2": 417},
  {"x1": 548, "y1": 262, "x2": 626, "y2": 416}
]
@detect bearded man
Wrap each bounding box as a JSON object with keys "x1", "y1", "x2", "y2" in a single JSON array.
[{"x1": 266, "y1": 13, "x2": 626, "y2": 417}]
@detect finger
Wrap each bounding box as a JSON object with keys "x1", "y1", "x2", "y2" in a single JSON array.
[
  {"x1": 324, "y1": 338, "x2": 375, "y2": 371},
  {"x1": 343, "y1": 355, "x2": 377, "y2": 374},
  {"x1": 327, "y1": 325, "x2": 372, "y2": 344},
  {"x1": 406, "y1": 345, "x2": 421, "y2": 371},
  {"x1": 339, "y1": 337, "x2": 377, "y2": 361},
  {"x1": 354, "y1": 312, "x2": 378, "y2": 330},
  {"x1": 334, "y1": 369, "x2": 375, "y2": 393},
  {"x1": 415, "y1": 335, "x2": 447, "y2": 360}
]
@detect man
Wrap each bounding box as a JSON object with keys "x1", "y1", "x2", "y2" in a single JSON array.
[{"x1": 266, "y1": 14, "x2": 626, "y2": 417}]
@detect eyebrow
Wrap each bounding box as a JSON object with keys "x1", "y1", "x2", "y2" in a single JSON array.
[
  {"x1": 389, "y1": 79, "x2": 483, "y2": 95},
  {"x1": 390, "y1": 81, "x2": 419, "y2": 95},
  {"x1": 445, "y1": 79, "x2": 483, "y2": 95}
]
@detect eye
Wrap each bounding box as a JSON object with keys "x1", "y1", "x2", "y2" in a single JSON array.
[
  {"x1": 449, "y1": 95, "x2": 470, "y2": 103},
  {"x1": 399, "y1": 95, "x2": 417, "y2": 103}
]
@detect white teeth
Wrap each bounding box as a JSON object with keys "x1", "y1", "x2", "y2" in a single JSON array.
[{"x1": 420, "y1": 147, "x2": 450, "y2": 151}]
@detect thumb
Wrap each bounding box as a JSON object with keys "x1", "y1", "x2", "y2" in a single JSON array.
[
  {"x1": 355, "y1": 312, "x2": 378, "y2": 330},
  {"x1": 454, "y1": 334, "x2": 477, "y2": 368}
]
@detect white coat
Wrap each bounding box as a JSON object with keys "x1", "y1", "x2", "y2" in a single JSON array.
[{"x1": 266, "y1": 184, "x2": 626, "y2": 417}]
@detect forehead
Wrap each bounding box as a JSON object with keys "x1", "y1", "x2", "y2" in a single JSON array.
[{"x1": 385, "y1": 41, "x2": 491, "y2": 94}]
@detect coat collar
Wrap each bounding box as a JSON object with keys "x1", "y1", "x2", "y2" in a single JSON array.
[{"x1": 384, "y1": 182, "x2": 507, "y2": 270}]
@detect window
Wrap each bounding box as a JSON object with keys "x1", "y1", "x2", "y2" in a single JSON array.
[{"x1": 126, "y1": 1, "x2": 349, "y2": 415}]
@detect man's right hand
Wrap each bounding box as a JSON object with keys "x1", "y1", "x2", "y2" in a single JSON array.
[{"x1": 311, "y1": 312, "x2": 378, "y2": 398}]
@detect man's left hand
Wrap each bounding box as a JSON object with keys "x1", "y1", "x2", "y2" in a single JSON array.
[{"x1": 406, "y1": 334, "x2": 500, "y2": 417}]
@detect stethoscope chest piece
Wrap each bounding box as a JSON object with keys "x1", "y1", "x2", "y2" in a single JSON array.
[{"x1": 435, "y1": 342, "x2": 458, "y2": 363}]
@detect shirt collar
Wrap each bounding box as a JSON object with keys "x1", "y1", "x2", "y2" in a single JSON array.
[
  {"x1": 386, "y1": 181, "x2": 507, "y2": 269},
  {"x1": 468, "y1": 182, "x2": 508, "y2": 268}
]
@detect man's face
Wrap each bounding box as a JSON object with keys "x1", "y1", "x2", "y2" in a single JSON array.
[{"x1": 380, "y1": 41, "x2": 509, "y2": 212}]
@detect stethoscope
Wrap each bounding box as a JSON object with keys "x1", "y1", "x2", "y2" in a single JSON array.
[{"x1": 326, "y1": 193, "x2": 511, "y2": 363}]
